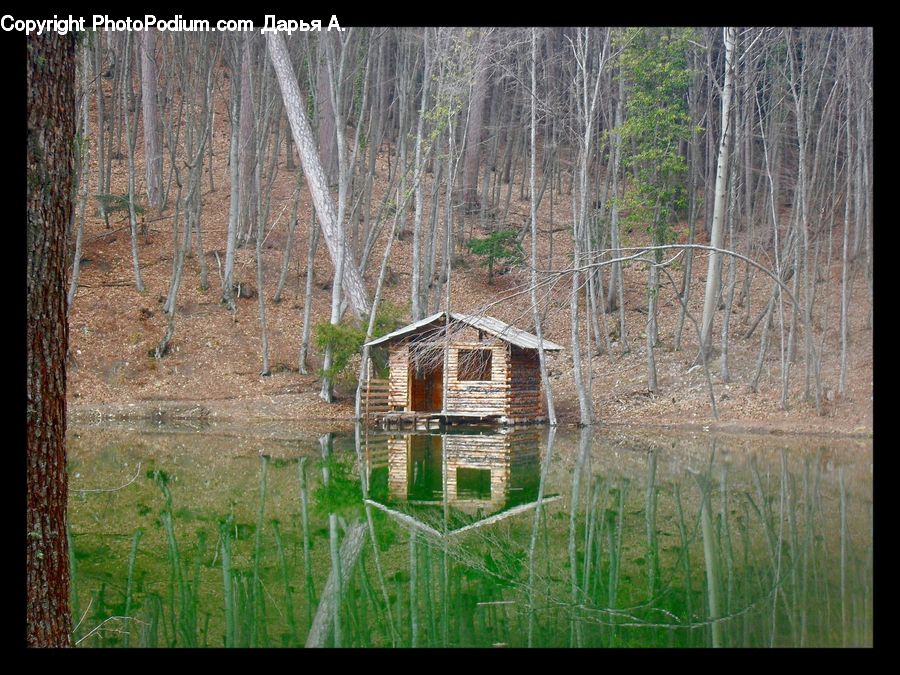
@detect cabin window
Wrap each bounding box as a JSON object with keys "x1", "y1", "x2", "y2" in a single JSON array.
[
  {"x1": 457, "y1": 349, "x2": 492, "y2": 381},
  {"x1": 456, "y1": 468, "x2": 492, "y2": 500}
]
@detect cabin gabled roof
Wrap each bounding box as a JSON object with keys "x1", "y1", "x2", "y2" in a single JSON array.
[{"x1": 364, "y1": 311, "x2": 563, "y2": 352}]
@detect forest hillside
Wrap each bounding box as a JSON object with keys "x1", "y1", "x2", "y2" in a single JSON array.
[{"x1": 64, "y1": 26, "x2": 873, "y2": 435}]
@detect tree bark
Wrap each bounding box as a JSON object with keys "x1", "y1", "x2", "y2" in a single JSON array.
[
  {"x1": 141, "y1": 30, "x2": 163, "y2": 209},
  {"x1": 238, "y1": 34, "x2": 258, "y2": 246},
  {"x1": 299, "y1": 210, "x2": 320, "y2": 374},
  {"x1": 27, "y1": 31, "x2": 75, "y2": 648}
]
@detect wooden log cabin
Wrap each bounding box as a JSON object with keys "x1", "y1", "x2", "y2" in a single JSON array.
[{"x1": 363, "y1": 311, "x2": 562, "y2": 427}]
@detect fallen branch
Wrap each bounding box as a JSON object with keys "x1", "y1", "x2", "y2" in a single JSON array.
[{"x1": 73, "y1": 462, "x2": 142, "y2": 494}]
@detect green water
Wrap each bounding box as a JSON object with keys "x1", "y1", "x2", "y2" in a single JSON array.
[{"x1": 66, "y1": 422, "x2": 872, "y2": 647}]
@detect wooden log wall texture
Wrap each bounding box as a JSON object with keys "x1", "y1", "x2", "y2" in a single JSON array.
[
  {"x1": 507, "y1": 346, "x2": 545, "y2": 419},
  {"x1": 387, "y1": 436, "x2": 408, "y2": 500},
  {"x1": 388, "y1": 343, "x2": 410, "y2": 409},
  {"x1": 443, "y1": 434, "x2": 511, "y2": 506},
  {"x1": 385, "y1": 330, "x2": 547, "y2": 421},
  {"x1": 365, "y1": 378, "x2": 390, "y2": 416},
  {"x1": 446, "y1": 342, "x2": 508, "y2": 415}
]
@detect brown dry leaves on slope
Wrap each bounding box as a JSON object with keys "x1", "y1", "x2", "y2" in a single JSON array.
[{"x1": 66, "y1": 65, "x2": 873, "y2": 437}]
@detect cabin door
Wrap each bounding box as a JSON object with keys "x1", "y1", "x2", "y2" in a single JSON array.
[{"x1": 409, "y1": 362, "x2": 443, "y2": 412}]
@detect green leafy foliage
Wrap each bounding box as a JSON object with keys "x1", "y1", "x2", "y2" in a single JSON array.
[
  {"x1": 617, "y1": 28, "x2": 696, "y2": 250},
  {"x1": 314, "y1": 299, "x2": 407, "y2": 382},
  {"x1": 314, "y1": 321, "x2": 366, "y2": 382},
  {"x1": 466, "y1": 229, "x2": 524, "y2": 284}
]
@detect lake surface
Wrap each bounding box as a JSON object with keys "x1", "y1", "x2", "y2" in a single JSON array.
[{"x1": 66, "y1": 421, "x2": 872, "y2": 647}]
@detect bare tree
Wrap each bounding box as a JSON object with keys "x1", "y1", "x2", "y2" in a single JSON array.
[
  {"x1": 122, "y1": 31, "x2": 145, "y2": 292},
  {"x1": 68, "y1": 38, "x2": 91, "y2": 314},
  {"x1": 222, "y1": 35, "x2": 242, "y2": 311},
  {"x1": 530, "y1": 27, "x2": 557, "y2": 425},
  {"x1": 569, "y1": 27, "x2": 607, "y2": 425},
  {"x1": 91, "y1": 36, "x2": 110, "y2": 228},
  {"x1": 462, "y1": 29, "x2": 490, "y2": 212},
  {"x1": 410, "y1": 28, "x2": 432, "y2": 321},
  {"x1": 699, "y1": 27, "x2": 736, "y2": 355},
  {"x1": 156, "y1": 34, "x2": 216, "y2": 357},
  {"x1": 299, "y1": 209, "x2": 321, "y2": 375},
  {"x1": 607, "y1": 66, "x2": 628, "y2": 353},
  {"x1": 141, "y1": 29, "x2": 164, "y2": 210}
]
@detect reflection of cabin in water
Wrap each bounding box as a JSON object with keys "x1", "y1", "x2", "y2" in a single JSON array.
[
  {"x1": 363, "y1": 311, "x2": 562, "y2": 427},
  {"x1": 384, "y1": 431, "x2": 541, "y2": 514}
]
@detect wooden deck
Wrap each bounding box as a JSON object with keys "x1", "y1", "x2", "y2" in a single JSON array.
[
  {"x1": 375, "y1": 411, "x2": 502, "y2": 430},
  {"x1": 372, "y1": 411, "x2": 546, "y2": 430}
]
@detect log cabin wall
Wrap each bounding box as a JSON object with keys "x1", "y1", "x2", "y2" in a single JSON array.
[
  {"x1": 388, "y1": 341, "x2": 410, "y2": 410},
  {"x1": 365, "y1": 374, "x2": 390, "y2": 419},
  {"x1": 387, "y1": 436, "x2": 409, "y2": 500},
  {"x1": 507, "y1": 346, "x2": 545, "y2": 420},
  {"x1": 445, "y1": 342, "x2": 509, "y2": 416},
  {"x1": 506, "y1": 430, "x2": 542, "y2": 499}
]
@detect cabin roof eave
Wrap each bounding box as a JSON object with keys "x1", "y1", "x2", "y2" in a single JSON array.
[{"x1": 363, "y1": 311, "x2": 563, "y2": 352}]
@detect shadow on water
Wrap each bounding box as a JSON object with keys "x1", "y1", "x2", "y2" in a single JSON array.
[{"x1": 66, "y1": 422, "x2": 873, "y2": 647}]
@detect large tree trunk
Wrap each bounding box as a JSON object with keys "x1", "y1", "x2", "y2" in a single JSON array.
[
  {"x1": 299, "y1": 210, "x2": 320, "y2": 375},
  {"x1": 122, "y1": 32, "x2": 145, "y2": 293},
  {"x1": 222, "y1": 38, "x2": 241, "y2": 310},
  {"x1": 317, "y1": 40, "x2": 338, "y2": 186},
  {"x1": 141, "y1": 30, "x2": 163, "y2": 209},
  {"x1": 699, "y1": 27, "x2": 735, "y2": 353},
  {"x1": 238, "y1": 34, "x2": 258, "y2": 246},
  {"x1": 267, "y1": 32, "x2": 369, "y2": 320},
  {"x1": 27, "y1": 31, "x2": 75, "y2": 648}
]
